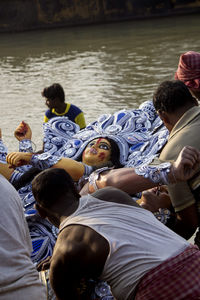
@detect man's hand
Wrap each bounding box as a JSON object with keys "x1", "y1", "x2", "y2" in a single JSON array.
[
  {"x1": 6, "y1": 152, "x2": 33, "y2": 167},
  {"x1": 14, "y1": 121, "x2": 32, "y2": 141},
  {"x1": 172, "y1": 146, "x2": 200, "y2": 182}
]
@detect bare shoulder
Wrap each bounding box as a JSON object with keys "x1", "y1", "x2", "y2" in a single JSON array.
[
  {"x1": 49, "y1": 224, "x2": 109, "y2": 298},
  {"x1": 51, "y1": 224, "x2": 109, "y2": 278}
]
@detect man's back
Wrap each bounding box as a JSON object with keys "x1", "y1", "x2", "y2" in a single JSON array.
[{"x1": 59, "y1": 192, "x2": 189, "y2": 300}]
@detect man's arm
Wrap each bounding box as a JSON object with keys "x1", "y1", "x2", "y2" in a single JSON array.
[
  {"x1": 168, "y1": 203, "x2": 199, "y2": 239},
  {"x1": 50, "y1": 225, "x2": 109, "y2": 300},
  {"x1": 92, "y1": 146, "x2": 200, "y2": 195},
  {"x1": 6, "y1": 152, "x2": 85, "y2": 181}
]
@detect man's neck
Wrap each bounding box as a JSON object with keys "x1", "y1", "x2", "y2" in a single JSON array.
[
  {"x1": 55, "y1": 103, "x2": 67, "y2": 114},
  {"x1": 169, "y1": 104, "x2": 196, "y2": 132},
  {"x1": 58, "y1": 198, "x2": 80, "y2": 224}
]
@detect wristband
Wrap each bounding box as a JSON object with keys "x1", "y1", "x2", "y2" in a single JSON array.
[
  {"x1": 19, "y1": 139, "x2": 35, "y2": 152},
  {"x1": 31, "y1": 153, "x2": 61, "y2": 170}
]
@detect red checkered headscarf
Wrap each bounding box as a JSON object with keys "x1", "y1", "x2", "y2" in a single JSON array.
[{"x1": 175, "y1": 51, "x2": 200, "y2": 91}]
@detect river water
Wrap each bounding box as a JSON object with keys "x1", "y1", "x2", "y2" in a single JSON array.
[{"x1": 0, "y1": 14, "x2": 200, "y2": 151}]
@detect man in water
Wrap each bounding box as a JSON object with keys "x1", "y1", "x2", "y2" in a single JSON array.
[{"x1": 42, "y1": 82, "x2": 86, "y2": 129}]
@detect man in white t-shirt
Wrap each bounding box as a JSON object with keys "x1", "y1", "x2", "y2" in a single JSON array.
[
  {"x1": 0, "y1": 174, "x2": 46, "y2": 300},
  {"x1": 32, "y1": 164, "x2": 200, "y2": 300}
]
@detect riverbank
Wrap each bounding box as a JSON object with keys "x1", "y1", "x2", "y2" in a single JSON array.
[{"x1": 1, "y1": 0, "x2": 200, "y2": 33}]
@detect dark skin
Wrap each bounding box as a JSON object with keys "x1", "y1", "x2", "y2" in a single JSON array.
[
  {"x1": 45, "y1": 97, "x2": 67, "y2": 114},
  {"x1": 36, "y1": 187, "x2": 140, "y2": 300},
  {"x1": 50, "y1": 225, "x2": 108, "y2": 299}
]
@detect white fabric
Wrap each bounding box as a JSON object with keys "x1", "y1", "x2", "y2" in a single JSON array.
[
  {"x1": 0, "y1": 174, "x2": 46, "y2": 299},
  {"x1": 60, "y1": 194, "x2": 189, "y2": 300}
]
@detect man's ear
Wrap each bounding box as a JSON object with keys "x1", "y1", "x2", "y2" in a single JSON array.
[
  {"x1": 158, "y1": 110, "x2": 170, "y2": 124},
  {"x1": 35, "y1": 203, "x2": 47, "y2": 219}
]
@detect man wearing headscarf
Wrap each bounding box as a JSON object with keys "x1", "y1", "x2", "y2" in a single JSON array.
[{"x1": 175, "y1": 50, "x2": 200, "y2": 100}]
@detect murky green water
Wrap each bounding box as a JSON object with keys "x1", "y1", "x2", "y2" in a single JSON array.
[{"x1": 0, "y1": 14, "x2": 200, "y2": 151}]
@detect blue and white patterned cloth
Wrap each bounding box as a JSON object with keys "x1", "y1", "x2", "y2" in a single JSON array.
[
  {"x1": 30, "y1": 100, "x2": 169, "y2": 171},
  {"x1": 1, "y1": 100, "x2": 170, "y2": 300}
]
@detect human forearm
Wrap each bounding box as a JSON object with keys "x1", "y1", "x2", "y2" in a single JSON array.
[
  {"x1": 100, "y1": 146, "x2": 200, "y2": 195},
  {"x1": 6, "y1": 151, "x2": 86, "y2": 181},
  {"x1": 167, "y1": 207, "x2": 198, "y2": 240},
  {"x1": 31, "y1": 154, "x2": 86, "y2": 181},
  {"x1": 103, "y1": 168, "x2": 157, "y2": 195}
]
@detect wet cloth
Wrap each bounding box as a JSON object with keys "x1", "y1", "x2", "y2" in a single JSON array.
[
  {"x1": 135, "y1": 244, "x2": 200, "y2": 300},
  {"x1": 175, "y1": 51, "x2": 200, "y2": 90}
]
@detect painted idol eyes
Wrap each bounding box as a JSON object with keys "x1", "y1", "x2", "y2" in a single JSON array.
[
  {"x1": 87, "y1": 141, "x2": 111, "y2": 151},
  {"x1": 82, "y1": 138, "x2": 112, "y2": 167}
]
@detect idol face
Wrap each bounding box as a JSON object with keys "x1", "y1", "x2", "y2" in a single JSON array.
[{"x1": 82, "y1": 138, "x2": 111, "y2": 167}]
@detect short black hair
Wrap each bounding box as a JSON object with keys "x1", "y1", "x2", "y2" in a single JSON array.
[
  {"x1": 153, "y1": 80, "x2": 197, "y2": 113},
  {"x1": 42, "y1": 83, "x2": 65, "y2": 102},
  {"x1": 32, "y1": 168, "x2": 79, "y2": 208}
]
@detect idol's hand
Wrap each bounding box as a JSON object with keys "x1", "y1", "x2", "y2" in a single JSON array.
[
  {"x1": 171, "y1": 146, "x2": 200, "y2": 182},
  {"x1": 14, "y1": 121, "x2": 32, "y2": 141},
  {"x1": 6, "y1": 152, "x2": 33, "y2": 167}
]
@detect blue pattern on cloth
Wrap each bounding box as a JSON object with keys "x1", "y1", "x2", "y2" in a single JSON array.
[
  {"x1": 19, "y1": 139, "x2": 34, "y2": 152},
  {"x1": 8, "y1": 101, "x2": 169, "y2": 267},
  {"x1": 0, "y1": 101, "x2": 170, "y2": 300},
  {"x1": 31, "y1": 100, "x2": 169, "y2": 170},
  {"x1": 0, "y1": 139, "x2": 8, "y2": 163},
  {"x1": 26, "y1": 214, "x2": 59, "y2": 263},
  {"x1": 135, "y1": 162, "x2": 171, "y2": 185}
]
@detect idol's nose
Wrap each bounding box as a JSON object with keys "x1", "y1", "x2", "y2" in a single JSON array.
[{"x1": 89, "y1": 147, "x2": 98, "y2": 154}]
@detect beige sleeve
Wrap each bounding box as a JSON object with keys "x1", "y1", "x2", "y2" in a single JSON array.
[
  {"x1": 150, "y1": 157, "x2": 196, "y2": 212},
  {"x1": 168, "y1": 182, "x2": 195, "y2": 212}
]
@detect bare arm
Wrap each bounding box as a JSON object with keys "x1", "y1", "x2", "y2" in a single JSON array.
[
  {"x1": 50, "y1": 225, "x2": 109, "y2": 300},
  {"x1": 168, "y1": 204, "x2": 199, "y2": 239},
  {"x1": 87, "y1": 146, "x2": 200, "y2": 195},
  {"x1": 100, "y1": 168, "x2": 157, "y2": 194},
  {"x1": 6, "y1": 152, "x2": 85, "y2": 181},
  {"x1": 14, "y1": 121, "x2": 32, "y2": 141},
  {"x1": 0, "y1": 163, "x2": 14, "y2": 180}
]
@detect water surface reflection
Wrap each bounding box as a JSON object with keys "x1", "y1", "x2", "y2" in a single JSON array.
[{"x1": 0, "y1": 14, "x2": 199, "y2": 150}]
